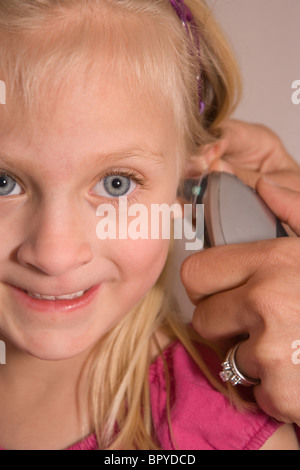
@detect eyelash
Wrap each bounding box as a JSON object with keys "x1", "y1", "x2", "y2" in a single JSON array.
[
  {"x1": 95, "y1": 168, "x2": 147, "y2": 204},
  {"x1": 0, "y1": 169, "x2": 24, "y2": 195},
  {"x1": 0, "y1": 169, "x2": 16, "y2": 180},
  {"x1": 0, "y1": 168, "x2": 147, "y2": 202}
]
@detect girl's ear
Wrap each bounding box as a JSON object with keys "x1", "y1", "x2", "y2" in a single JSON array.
[{"x1": 184, "y1": 143, "x2": 220, "y2": 178}]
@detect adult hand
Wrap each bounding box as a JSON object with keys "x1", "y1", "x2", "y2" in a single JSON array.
[
  {"x1": 187, "y1": 119, "x2": 300, "y2": 190},
  {"x1": 181, "y1": 180, "x2": 300, "y2": 425}
]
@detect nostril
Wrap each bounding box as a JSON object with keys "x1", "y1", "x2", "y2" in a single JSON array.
[{"x1": 16, "y1": 239, "x2": 94, "y2": 277}]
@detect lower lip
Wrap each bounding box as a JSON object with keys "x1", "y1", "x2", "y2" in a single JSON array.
[{"x1": 7, "y1": 284, "x2": 101, "y2": 314}]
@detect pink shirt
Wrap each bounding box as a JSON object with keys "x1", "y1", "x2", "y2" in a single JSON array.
[
  {"x1": 68, "y1": 340, "x2": 283, "y2": 450},
  {"x1": 0, "y1": 340, "x2": 287, "y2": 450}
]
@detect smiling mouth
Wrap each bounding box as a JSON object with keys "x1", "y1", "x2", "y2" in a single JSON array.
[
  {"x1": 25, "y1": 290, "x2": 87, "y2": 301},
  {"x1": 6, "y1": 283, "x2": 101, "y2": 314}
]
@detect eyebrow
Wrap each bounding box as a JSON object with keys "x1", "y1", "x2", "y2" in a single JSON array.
[
  {"x1": 91, "y1": 145, "x2": 166, "y2": 166},
  {"x1": 0, "y1": 144, "x2": 166, "y2": 168}
]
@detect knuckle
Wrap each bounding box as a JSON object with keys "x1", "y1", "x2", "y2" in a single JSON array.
[
  {"x1": 245, "y1": 280, "x2": 279, "y2": 323},
  {"x1": 262, "y1": 238, "x2": 299, "y2": 267},
  {"x1": 245, "y1": 273, "x2": 297, "y2": 328},
  {"x1": 254, "y1": 123, "x2": 282, "y2": 148}
]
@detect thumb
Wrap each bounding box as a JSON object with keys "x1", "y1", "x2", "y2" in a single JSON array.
[{"x1": 256, "y1": 177, "x2": 300, "y2": 236}]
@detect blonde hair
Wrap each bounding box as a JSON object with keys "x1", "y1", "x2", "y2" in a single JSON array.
[{"x1": 0, "y1": 0, "x2": 246, "y2": 449}]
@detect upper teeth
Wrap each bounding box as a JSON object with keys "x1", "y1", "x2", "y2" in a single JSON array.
[{"x1": 27, "y1": 290, "x2": 85, "y2": 300}]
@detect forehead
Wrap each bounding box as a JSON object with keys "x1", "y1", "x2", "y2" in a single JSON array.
[
  {"x1": 0, "y1": 3, "x2": 187, "y2": 171},
  {"x1": 0, "y1": 64, "x2": 179, "y2": 178},
  {"x1": 0, "y1": 2, "x2": 185, "y2": 130}
]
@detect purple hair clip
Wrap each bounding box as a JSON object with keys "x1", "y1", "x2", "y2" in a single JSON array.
[
  {"x1": 169, "y1": 0, "x2": 205, "y2": 114},
  {"x1": 169, "y1": 0, "x2": 194, "y2": 30}
]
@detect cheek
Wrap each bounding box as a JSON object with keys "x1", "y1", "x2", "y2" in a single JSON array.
[
  {"x1": 0, "y1": 215, "x2": 21, "y2": 263},
  {"x1": 112, "y1": 238, "x2": 170, "y2": 294}
]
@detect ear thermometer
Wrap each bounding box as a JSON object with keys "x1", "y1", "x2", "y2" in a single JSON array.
[{"x1": 182, "y1": 172, "x2": 288, "y2": 247}]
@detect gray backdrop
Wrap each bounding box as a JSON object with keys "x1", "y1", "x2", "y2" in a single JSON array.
[{"x1": 207, "y1": 0, "x2": 300, "y2": 162}]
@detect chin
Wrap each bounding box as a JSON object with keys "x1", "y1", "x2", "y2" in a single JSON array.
[{"x1": 5, "y1": 327, "x2": 98, "y2": 362}]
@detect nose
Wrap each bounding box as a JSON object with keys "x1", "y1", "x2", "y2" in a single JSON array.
[{"x1": 17, "y1": 201, "x2": 94, "y2": 277}]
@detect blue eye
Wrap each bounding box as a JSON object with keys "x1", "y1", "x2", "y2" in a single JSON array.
[
  {"x1": 92, "y1": 174, "x2": 137, "y2": 198},
  {"x1": 0, "y1": 173, "x2": 22, "y2": 197}
]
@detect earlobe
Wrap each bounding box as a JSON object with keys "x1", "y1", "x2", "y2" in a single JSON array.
[{"x1": 185, "y1": 141, "x2": 223, "y2": 177}]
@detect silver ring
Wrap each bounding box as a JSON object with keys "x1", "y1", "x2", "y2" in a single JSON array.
[{"x1": 220, "y1": 342, "x2": 261, "y2": 387}]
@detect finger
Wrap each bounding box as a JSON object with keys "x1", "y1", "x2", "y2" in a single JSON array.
[
  {"x1": 234, "y1": 341, "x2": 293, "y2": 423},
  {"x1": 254, "y1": 387, "x2": 294, "y2": 425},
  {"x1": 236, "y1": 335, "x2": 300, "y2": 424},
  {"x1": 192, "y1": 286, "x2": 248, "y2": 341},
  {"x1": 186, "y1": 155, "x2": 259, "y2": 187},
  {"x1": 215, "y1": 120, "x2": 260, "y2": 159},
  {"x1": 209, "y1": 160, "x2": 300, "y2": 191},
  {"x1": 218, "y1": 120, "x2": 299, "y2": 172},
  {"x1": 261, "y1": 171, "x2": 300, "y2": 191},
  {"x1": 252, "y1": 364, "x2": 298, "y2": 425},
  {"x1": 234, "y1": 338, "x2": 261, "y2": 384},
  {"x1": 180, "y1": 240, "x2": 281, "y2": 303},
  {"x1": 256, "y1": 178, "x2": 300, "y2": 235},
  {"x1": 185, "y1": 119, "x2": 272, "y2": 177},
  {"x1": 254, "y1": 378, "x2": 299, "y2": 425},
  {"x1": 185, "y1": 119, "x2": 300, "y2": 178},
  {"x1": 225, "y1": 339, "x2": 294, "y2": 423},
  {"x1": 209, "y1": 159, "x2": 259, "y2": 188}
]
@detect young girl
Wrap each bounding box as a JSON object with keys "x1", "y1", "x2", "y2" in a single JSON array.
[{"x1": 0, "y1": 0, "x2": 298, "y2": 450}]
